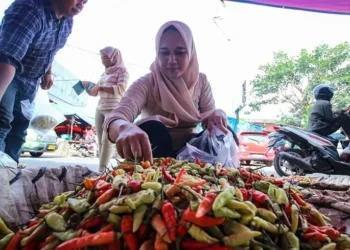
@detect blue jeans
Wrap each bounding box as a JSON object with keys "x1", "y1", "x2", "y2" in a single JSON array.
[{"x1": 0, "y1": 81, "x2": 36, "y2": 162}]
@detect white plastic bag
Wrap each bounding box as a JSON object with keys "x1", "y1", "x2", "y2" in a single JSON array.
[
  {"x1": 177, "y1": 126, "x2": 240, "y2": 168},
  {"x1": 30, "y1": 89, "x2": 66, "y2": 135},
  {"x1": 0, "y1": 152, "x2": 17, "y2": 169}
]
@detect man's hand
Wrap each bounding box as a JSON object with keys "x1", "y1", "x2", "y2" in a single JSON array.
[
  {"x1": 0, "y1": 63, "x2": 16, "y2": 101},
  {"x1": 41, "y1": 72, "x2": 54, "y2": 90}
]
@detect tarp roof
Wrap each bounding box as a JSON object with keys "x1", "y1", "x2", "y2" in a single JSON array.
[{"x1": 227, "y1": 0, "x2": 350, "y2": 15}]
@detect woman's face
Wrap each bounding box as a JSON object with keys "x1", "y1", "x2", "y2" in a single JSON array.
[
  {"x1": 101, "y1": 53, "x2": 112, "y2": 68},
  {"x1": 158, "y1": 29, "x2": 190, "y2": 78}
]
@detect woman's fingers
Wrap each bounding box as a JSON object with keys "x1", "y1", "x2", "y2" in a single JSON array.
[
  {"x1": 116, "y1": 141, "x2": 125, "y2": 159},
  {"x1": 130, "y1": 139, "x2": 142, "y2": 161},
  {"x1": 140, "y1": 133, "x2": 153, "y2": 162}
]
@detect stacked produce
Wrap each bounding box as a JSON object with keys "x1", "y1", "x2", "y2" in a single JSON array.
[{"x1": 0, "y1": 158, "x2": 349, "y2": 250}]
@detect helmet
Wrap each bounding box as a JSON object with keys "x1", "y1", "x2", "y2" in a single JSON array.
[{"x1": 313, "y1": 84, "x2": 335, "y2": 101}]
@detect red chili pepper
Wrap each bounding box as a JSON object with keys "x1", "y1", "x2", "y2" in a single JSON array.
[
  {"x1": 141, "y1": 160, "x2": 151, "y2": 169},
  {"x1": 161, "y1": 201, "x2": 177, "y2": 241},
  {"x1": 284, "y1": 204, "x2": 291, "y2": 217},
  {"x1": 303, "y1": 231, "x2": 327, "y2": 242},
  {"x1": 249, "y1": 190, "x2": 269, "y2": 206},
  {"x1": 338, "y1": 225, "x2": 347, "y2": 233},
  {"x1": 191, "y1": 186, "x2": 203, "y2": 195},
  {"x1": 239, "y1": 168, "x2": 263, "y2": 180},
  {"x1": 95, "y1": 190, "x2": 105, "y2": 198},
  {"x1": 22, "y1": 241, "x2": 36, "y2": 250},
  {"x1": 79, "y1": 216, "x2": 105, "y2": 229},
  {"x1": 95, "y1": 188, "x2": 118, "y2": 205},
  {"x1": 220, "y1": 169, "x2": 229, "y2": 175},
  {"x1": 27, "y1": 220, "x2": 39, "y2": 228},
  {"x1": 177, "y1": 215, "x2": 188, "y2": 237},
  {"x1": 245, "y1": 178, "x2": 254, "y2": 185},
  {"x1": 123, "y1": 232, "x2": 138, "y2": 250},
  {"x1": 162, "y1": 165, "x2": 175, "y2": 183},
  {"x1": 38, "y1": 241, "x2": 48, "y2": 249},
  {"x1": 195, "y1": 157, "x2": 202, "y2": 166},
  {"x1": 108, "y1": 240, "x2": 121, "y2": 250},
  {"x1": 121, "y1": 215, "x2": 134, "y2": 234},
  {"x1": 181, "y1": 241, "x2": 214, "y2": 248},
  {"x1": 96, "y1": 180, "x2": 112, "y2": 191},
  {"x1": 290, "y1": 189, "x2": 307, "y2": 206},
  {"x1": 183, "y1": 208, "x2": 224, "y2": 227},
  {"x1": 196, "y1": 192, "x2": 217, "y2": 218},
  {"x1": 126, "y1": 180, "x2": 143, "y2": 194},
  {"x1": 100, "y1": 223, "x2": 114, "y2": 232},
  {"x1": 137, "y1": 223, "x2": 148, "y2": 239},
  {"x1": 56, "y1": 231, "x2": 115, "y2": 250},
  {"x1": 5, "y1": 231, "x2": 22, "y2": 250},
  {"x1": 239, "y1": 188, "x2": 249, "y2": 201},
  {"x1": 308, "y1": 224, "x2": 340, "y2": 240}
]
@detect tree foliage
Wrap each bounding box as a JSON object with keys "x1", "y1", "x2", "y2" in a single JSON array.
[{"x1": 249, "y1": 42, "x2": 350, "y2": 126}]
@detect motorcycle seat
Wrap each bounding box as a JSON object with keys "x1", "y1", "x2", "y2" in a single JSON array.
[{"x1": 309, "y1": 131, "x2": 339, "y2": 147}]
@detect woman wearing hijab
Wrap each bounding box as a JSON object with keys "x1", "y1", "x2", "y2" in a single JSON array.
[
  {"x1": 104, "y1": 21, "x2": 232, "y2": 162},
  {"x1": 84, "y1": 47, "x2": 129, "y2": 172}
]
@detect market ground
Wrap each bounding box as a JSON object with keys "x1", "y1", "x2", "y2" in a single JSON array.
[{"x1": 19, "y1": 152, "x2": 277, "y2": 175}]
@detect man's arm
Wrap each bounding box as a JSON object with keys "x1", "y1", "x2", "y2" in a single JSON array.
[
  {"x1": 0, "y1": 63, "x2": 16, "y2": 100},
  {"x1": 0, "y1": 3, "x2": 41, "y2": 97}
]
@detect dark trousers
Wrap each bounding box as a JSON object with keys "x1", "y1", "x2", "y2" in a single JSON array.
[
  {"x1": 0, "y1": 81, "x2": 36, "y2": 162},
  {"x1": 315, "y1": 114, "x2": 350, "y2": 136},
  {"x1": 139, "y1": 120, "x2": 239, "y2": 158}
]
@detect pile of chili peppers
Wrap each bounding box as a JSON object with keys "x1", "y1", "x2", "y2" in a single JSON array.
[{"x1": 0, "y1": 157, "x2": 349, "y2": 250}]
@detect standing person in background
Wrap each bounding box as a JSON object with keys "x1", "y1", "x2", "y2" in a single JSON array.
[
  {"x1": 0, "y1": 0, "x2": 87, "y2": 163},
  {"x1": 84, "y1": 47, "x2": 129, "y2": 172}
]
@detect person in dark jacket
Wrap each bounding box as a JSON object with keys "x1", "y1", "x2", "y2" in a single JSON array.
[{"x1": 308, "y1": 84, "x2": 350, "y2": 138}]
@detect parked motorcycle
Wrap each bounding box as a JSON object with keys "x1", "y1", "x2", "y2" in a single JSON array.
[
  {"x1": 268, "y1": 125, "x2": 350, "y2": 176},
  {"x1": 72, "y1": 141, "x2": 98, "y2": 158}
]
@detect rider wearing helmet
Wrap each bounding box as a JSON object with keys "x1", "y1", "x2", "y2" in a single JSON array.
[{"x1": 308, "y1": 84, "x2": 350, "y2": 139}]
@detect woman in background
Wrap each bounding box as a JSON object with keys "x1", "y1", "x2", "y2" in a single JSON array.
[{"x1": 84, "y1": 47, "x2": 128, "y2": 172}]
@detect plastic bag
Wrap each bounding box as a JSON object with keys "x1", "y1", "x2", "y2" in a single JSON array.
[
  {"x1": 30, "y1": 89, "x2": 66, "y2": 135},
  {"x1": 177, "y1": 126, "x2": 240, "y2": 168},
  {"x1": 341, "y1": 145, "x2": 350, "y2": 162},
  {"x1": 0, "y1": 152, "x2": 17, "y2": 169}
]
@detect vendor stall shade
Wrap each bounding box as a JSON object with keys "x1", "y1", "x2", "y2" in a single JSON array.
[{"x1": 227, "y1": 0, "x2": 350, "y2": 15}]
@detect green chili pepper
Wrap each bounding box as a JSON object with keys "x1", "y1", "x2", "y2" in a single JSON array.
[
  {"x1": 276, "y1": 188, "x2": 289, "y2": 205},
  {"x1": 203, "y1": 175, "x2": 217, "y2": 183},
  {"x1": 203, "y1": 226, "x2": 225, "y2": 240},
  {"x1": 133, "y1": 205, "x2": 148, "y2": 232},
  {"x1": 190, "y1": 200, "x2": 199, "y2": 211},
  {"x1": 141, "y1": 182, "x2": 162, "y2": 193},
  {"x1": 286, "y1": 232, "x2": 299, "y2": 250},
  {"x1": 45, "y1": 212, "x2": 66, "y2": 232},
  {"x1": 83, "y1": 208, "x2": 97, "y2": 220},
  {"x1": 109, "y1": 205, "x2": 132, "y2": 214},
  {"x1": 87, "y1": 191, "x2": 95, "y2": 204},
  {"x1": 212, "y1": 188, "x2": 235, "y2": 211},
  {"x1": 223, "y1": 220, "x2": 250, "y2": 235},
  {"x1": 133, "y1": 190, "x2": 156, "y2": 207},
  {"x1": 153, "y1": 168, "x2": 160, "y2": 181},
  {"x1": 53, "y1": 229, "x2": 77, "y2": 242},
  {"x1": 113, "y1": 175, "x2": 127, "y2": 190},
  {"x1": 0, "y1": 217, "x2": 13, "y2": 235},
  {"x1": 67, "y1": 198, "x2": 90, "y2": 213},
  {"x1": 267, "y1": 184, "x2": 276, "y2": 203},
  {"x1": 0, "y1": 232, "x2": 14, "y2": 250},
  {"x1": 53, "y1": 191, "x2": 74, "y2": 206},
  {"x1": 214, "y1": 207, "x2": 241, "y2": 219},
  {"x1": 107, "y1": 213, "x2": 121, "y2": 225},
  {"x1": 188, "y1": 224, "x2": 219, "y2": 244}
]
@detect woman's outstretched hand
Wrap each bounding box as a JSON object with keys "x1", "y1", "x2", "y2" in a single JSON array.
[
  {"x1": 206, "y1": 109, "x2": 229, "y2": 134},
  {"x1": 114, "y1": 122, "x2": 153, "y2": 162}
]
